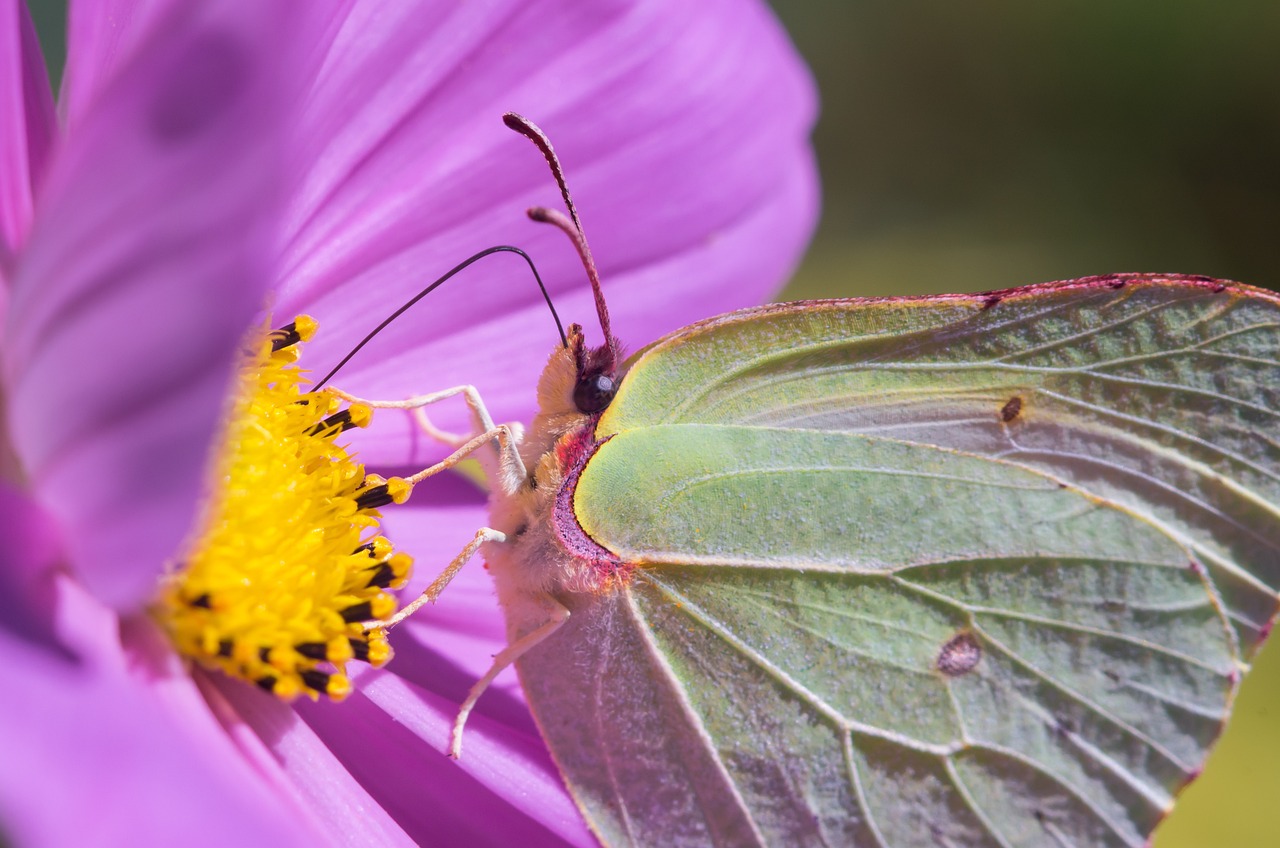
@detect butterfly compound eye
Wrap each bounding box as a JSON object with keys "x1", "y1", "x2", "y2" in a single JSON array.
[{"x1": 574, "y1": 372, "x2": 617, "y2": 414}]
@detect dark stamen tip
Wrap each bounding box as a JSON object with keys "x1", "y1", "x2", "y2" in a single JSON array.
[
  {"x1": 350, "y1": 638, "x2": 371, "y2": 663},
  {"x1": 301, "y1": 669, "x2": 333, "y2": 694},
  {"x1": 365, "y1": 562, "x2": 395, "y2": 589},
  {"x1": 306, "y1": 408, "x2": 360, "y2": 437},
  {"x1": 296, "y1": 642, "x2": 328, "y2": 661},
  {"x1": 341, "y1": 602, "x2": 374, "y2": 623},
  {"x1": 355, "y1": 484, "x2": 393, "y2": 511},
  {"x1": 270, "y1": 321, "x2": 303, "y2": 351}
]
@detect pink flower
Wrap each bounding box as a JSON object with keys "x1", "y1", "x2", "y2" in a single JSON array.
[{"x1": 0, "y1": 0, "x2": 816, "y2": 844}]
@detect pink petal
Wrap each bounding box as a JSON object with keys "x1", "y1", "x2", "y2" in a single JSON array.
[
  {"x1": 271, "y1": 0, "x2": 817, "y2": 466},
  {"x1": 61, "y1": 0, "x2": 191, "y2": 129},
  {"x1": 295, "y1": 674, "x2": 595, "y2": 847},
  {"x1": 205, "y1": 672, "x2": 418, "y2": 848},
  {"x1": 0, "y1": 481, "x2": 64, "y2": 652},
  {"x1": 0, "y1": 576, "x2": 318, "y2": 847},
  {"x1": 61, "y1": 1, "x2": 346, "y2": 130},
  {"x1": 0, "y1": 0, "x2": 55, "y2": 294},
  {"x1": 3, "y1": 1, "x2": 304, "y2": 610}
]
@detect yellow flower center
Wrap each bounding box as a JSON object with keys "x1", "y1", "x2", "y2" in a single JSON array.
[{"x1": 155, "y1": 316, "x2": 413, "y2": 701}]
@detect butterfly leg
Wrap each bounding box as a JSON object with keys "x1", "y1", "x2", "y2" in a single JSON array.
[
  {"x1": 376, "y1": 526, "x2": 508, "y2": 629},
  {"x1": 326, "y1": 384, "x2": 512, "y2": 448},
  {"x1": 328, "y1": 385, "x2": 526, "y2": 493},
  {"x1": 449, "y1": 596, "x2": 570, "y2": 759}
]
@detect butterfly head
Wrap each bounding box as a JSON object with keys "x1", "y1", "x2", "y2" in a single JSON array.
[
  {"x1": 571, "y1": 325, "x2": 623, "y2": 414},
  {"x1": 525, "y1": 323, "x2": 621, "y2": 468}
]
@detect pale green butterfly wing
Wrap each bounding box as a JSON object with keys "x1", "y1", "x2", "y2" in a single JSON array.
[
  {"x1": 516, "y1": 276, "x2": 1280, "y2": 846},
  {"x1": 598, "y1": 276, "x2": 1280, "y2": 655},
  {"x1": 560, "y1": 428, "x2": 1224, "y2": 845}
]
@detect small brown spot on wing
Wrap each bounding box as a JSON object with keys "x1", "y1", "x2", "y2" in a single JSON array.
[
  {"x1": 1000, "y1": 396, "x2": 1023, "y2": 423},
  {"x1": 936, "y1": 632, "x2": 982, "y2": 676}
]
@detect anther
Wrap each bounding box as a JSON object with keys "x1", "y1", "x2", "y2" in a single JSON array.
[
  {"x1": 270, "y1": 315, "x2": 318, "y2": 351},
  {"x1": 341, "y1": 602, "x2": 373, "y2": 623},
  {"x1": 361, "y1": 633, "x2": 392, "y2": 666},
  {"x1": 325, "y1": 636, "x2": 354, "y2": 663},
  {"x1": 325, "y1": 673, "x2": 353, "y2": 700},
  {"x1": 305, "y1": 404, "x2": 373, "y2": 437},
  {"x1": 364, "y1": 562, "x2": 395, "y2": 589},
  {"x1": 301, "y1": 669, "x2": 333, "y2": 694},
  {"x1": 354, "y1": 537, "x2": 393, "y2": 559},
  {"x1": 349, "y1": 637, "x2": 371, "y2": 662},
  {"x1": 341, "y1": 594, "x2": 396, "y2": 624},
  {"x1": 354, "y1": 477, "x2": 413, "y2": 511},
  {"x1": 296, "y1": 642, "x2": 328, "y2": 660},
  {"x1": 362, "y1": 552, "x2": 412, "y2": 590}
]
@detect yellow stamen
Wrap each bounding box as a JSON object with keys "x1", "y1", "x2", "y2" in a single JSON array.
[{"x1": 155, "y1": 316, "x2": 413, "y2": 701}]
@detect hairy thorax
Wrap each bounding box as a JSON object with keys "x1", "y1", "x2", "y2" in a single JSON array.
[{"x1": 483, "y1": 340, "x2": 628, "y2": 612}]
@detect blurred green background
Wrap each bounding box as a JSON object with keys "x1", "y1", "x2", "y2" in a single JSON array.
[
  {"x1": 27, "y1": 1, "x2": 1279, "y2": 845},
  {"x1": 771, "y1": 2, "x2": 1280, "y2": 301}
]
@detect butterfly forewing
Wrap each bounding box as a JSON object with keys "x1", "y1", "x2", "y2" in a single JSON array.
[{"x1": 598, "y1": 277, "x2": 1280, "y2": 655}]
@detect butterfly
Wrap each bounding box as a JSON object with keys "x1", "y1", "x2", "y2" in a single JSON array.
[{"x1": 371, "y1": 115, "x2": 1280, "y2": 847}]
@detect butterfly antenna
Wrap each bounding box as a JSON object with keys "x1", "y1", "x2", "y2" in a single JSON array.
[
  {"x1": 311, "y1": 245, "x2": 565, "y2": 391},
  {"x1": 503, "y1": 112, "x2": 614, "y2": 349}
]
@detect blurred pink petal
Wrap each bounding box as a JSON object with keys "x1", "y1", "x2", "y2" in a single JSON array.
[
  {"x1": 0, "y1": 574, "x2": 317, "y2": 847},
  {"x1": 272, "y1": 0, "x2": 818, "y2": 466},
  {"x1": 4, "y1": 1, "x2": 302, "y2": 610},
  {"x1": 295, "y1": 674, "x2": 594, "y2": 847},
  {"x1": 61, "y1": 0, "x2": 191, "y2": 129},
  {"x1": 0, "y1": 481, "x2": 64, "y2": 653},
  {"x1": 204, "y1": 673, "x2": 418, "y2": 847},
  {"x1": 0, "y1": 0, "x2": 54, "y2": 294}
]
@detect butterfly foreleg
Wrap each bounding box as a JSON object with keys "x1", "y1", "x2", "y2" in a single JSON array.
[
  {"x1": 329, "y1": 385, "x2": 527, "y2": 494},
  {"x1": 449, "y1": 594, "x2": 570, "y2": 759},
  {"x1": 373, "y1": 526, "x2": 508, "y2": 629},
  {"x1": 327, "y1": 383, "x2": 519, "y2": 449}
]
